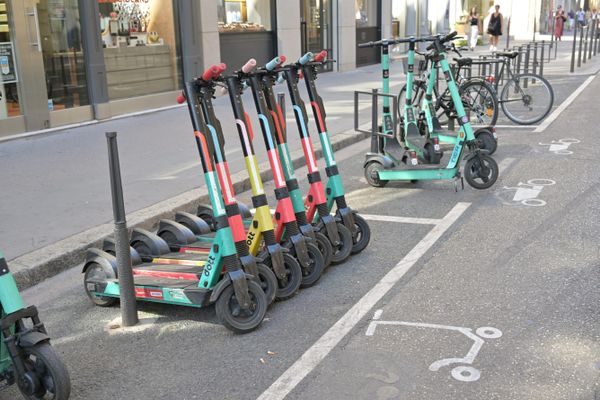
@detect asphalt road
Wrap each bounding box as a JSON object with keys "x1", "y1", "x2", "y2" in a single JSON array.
[{"x1": 4, "y1": 70, "x2": 600, "y2": 399}]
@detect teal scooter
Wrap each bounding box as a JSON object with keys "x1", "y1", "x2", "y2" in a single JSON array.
[
  {"x1": 0, "y1": 251, "x2": 71, "y2": 399},
  {"x1": 360, "y1": 32, "x2": 499, "y2": 189}
]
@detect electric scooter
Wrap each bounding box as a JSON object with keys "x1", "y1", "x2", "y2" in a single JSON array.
[
  {"x1": 255, "y1": 59, "x2": 334, "y2": 268},
  {"x1": 1, "y1": 251, "x2": 71, "y2": 399},
  {"x1": 360, "y1": 33, "x2": 499, "y2": 190},
  {"x1": 84, "y1": 67, "x2": 268, "y2": 334},
  {"x1": 298, "y1": 50, "x2": 371, "y2": 254},
  {"x1": 278, "y1": 55, "x2": 354, "y2": 263},
  {"x1": 225, "y1": 57, "x2": 326, "y2": 287}
]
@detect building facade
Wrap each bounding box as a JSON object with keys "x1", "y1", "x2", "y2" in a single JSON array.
[{"x1": 0, "y1": 0, "x2": 546, "y2": 138}]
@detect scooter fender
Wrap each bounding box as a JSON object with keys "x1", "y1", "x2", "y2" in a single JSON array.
[
  {"x1": 175, "y1": 211, "x2": 212, "y2": 235},
  {"x1": 209, "y1": 270, "x2": 252, "y2": 310},
  {"x1": 157, "y1": 219, "x2": 197, "y2": 245},
  {"x1": 265, "y1": 243, "x2": 287, "y2": 280},
  {"x1": 101, "y1": 238, "x2": 142, "y2": 265},
  {"x1": 319, "y1": 214, "x2": 341, "y2": 246},
  {"x1": 363, "y1": 153, "x2": 395, "y2": 169},
  {"x1": 238, "y1": 254, "x2": 259, "y2": 278},
  {"x1": 130, "y1": 228, "x2": 171, "y2": 256},
  {"x1": 18, "y1": 331, "x2": 50, "y2": 348},
  {"x1": 82, "y1": 248, "x2": 118, "y2": 278},
  {"x1": 289, "y1": 233, "x2": 311, "y2": 270},
  {"x1": 336, "y1": 207, "x2": 356, "y2": 236},
  {"x1": 464, "y1": 149, "x2": 490, "y2": 163}
]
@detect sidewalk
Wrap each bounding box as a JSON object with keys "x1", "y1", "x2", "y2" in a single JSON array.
[{"x1": 3, "y1": 33, "x2": 599, "y2": 288}]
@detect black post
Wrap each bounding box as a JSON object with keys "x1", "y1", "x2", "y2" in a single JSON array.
[
  {"x1": 105, "y1": 132, "x2": 139, "y2": 327},
  {"x1": 583, "y1": 23, "x2": 590, "y2": 63},
  {"x1": 506, "y1": 17, "x2": 511, "y2": 50},
  {"x1": 550, "y1": 11, "x2": 555, "y2": 49},
  {"x1": 533, "y1": 42, "x2": 538, "y2": 76},
  {"x1": 370, "y1": 89, "x2": 379, "y2": 152},
  {"x1": 516, "y1": 46, "x2": 522, "y2": 73},
  {"x1": 533, "y1": 17, "x2": 537, "y2": 42},
  {"x1": 571, "y1": 20, "x2": 578, "y2": 72},
  {"x1": 540, "y1": 42, "x2": 544, "y2": 77},
  {"x1": 524, "y1": 44, "x2": 530, "y2": 88},
  {"x1": 578, "y1": 22, "x2": 584, "y2": 67},
  {"x1": 588, "y1": 19, "x2": 596, "y2": 60},
  {"x1": 594, "y1": 17, "x2": 599, "y2": 55}
]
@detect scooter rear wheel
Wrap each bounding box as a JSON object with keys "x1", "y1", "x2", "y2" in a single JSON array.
[
  {"x1": 216, "y1": 280, "x2": 267, "y2": 334},
  {"x1": 196, "y1": 204, "x2": 215, "y2": 230},
  {"x1": 351, "y1": 214, "x2": 371, "y2": 254},
  {"x1": 84, "y1": 263, "x2": 118, "y2": 307},
  {"x1": 299, "y1": 242, "x2": 325, "y2": 288},
  {"x1": 18, "y1": 342, "x2": 71, "y2": 400},
  {"x1": 365, "y1": 162, "x2": 388, "y2": 188},
  {"x1": 330, "y1": 223, "x2": 353, "y2": 264},
  {"x1": 464, "y1": 154, "x2": 499, "y2": 190},
  {"x1": 314, "y1": 231, "x2": 333, "y2": 268},
  {"x1": 263, "y1": 253, "x2": 302, "y2": 301},
  {"x1": 475, "y1": 130, "x2": 497, "y2": 155}
]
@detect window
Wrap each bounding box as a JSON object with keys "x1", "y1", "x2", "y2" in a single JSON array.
[
  {"x1": 98, "y1": 0, "x2": 182, "y2": 100},
  {"x1": 355, "y1": 0, "x2": 378, "y2": 28},
  {"x1": 218, "y1": 0, "x2": 272, "y2": 33},
  {"x1": 0, "y1": 0, "x2": 21, "y2": 119}
]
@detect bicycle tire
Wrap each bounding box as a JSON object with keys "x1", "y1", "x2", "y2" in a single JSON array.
[
  {"x1": 458, "y1": 80, "x2": 499, "y2": 127},
  {"x1": 500, "y1": 73, "x2": 554, "y2": 125}
]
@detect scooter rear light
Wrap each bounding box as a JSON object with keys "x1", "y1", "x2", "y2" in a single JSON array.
[
  {"x1": 433, "y1": 138, "x2": 440, "y2": 152},
  {"x1": 410, "y1": 151, "x2": 418, "y2": 166}
]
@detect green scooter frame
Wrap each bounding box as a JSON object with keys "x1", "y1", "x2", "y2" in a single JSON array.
[
  {"x1": 298, "y1": 51, "x2": 371, "y2": 254},
  {"x1": 1, "y1": 252, "x2": 71, "y2": 399},
  {"x1": 362, "y1": 32, "x2": 499, "y2": 190}
]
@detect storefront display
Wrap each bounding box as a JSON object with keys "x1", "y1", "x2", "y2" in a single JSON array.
[
  {"x1": 98, "y1": 0, "x2": 181, "y2": 100},
  {"x1": 0, "y1": 0, "x2": 20, "y2": 119},
  {"x1": 217, "y1": 0, "x2": 272, "y2": 33}
]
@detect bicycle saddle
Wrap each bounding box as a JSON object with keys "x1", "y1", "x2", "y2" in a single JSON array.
[
  {"x1": 496, "y1": 51, "x2": 519, "y2": 59},
  {"x1": 453, "y1": 57, "x2": 472, "y2": 66}
]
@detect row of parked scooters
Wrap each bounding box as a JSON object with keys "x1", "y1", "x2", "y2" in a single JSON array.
[{"x1": 82, "y1": 51, "x2": 371, "y2": 334}]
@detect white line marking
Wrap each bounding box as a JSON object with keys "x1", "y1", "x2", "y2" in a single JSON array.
[
  {"x1": 533, "y1": 74, "x2": 596, "y2": 133},
  {"x1": 498, "y1": 157, "x2": 516, "y2": 174},
  {"x1": 493, "y1": 125, "x2": 538, "y2": 129},
  {"x1": 257, "y1": 202, "x2": 471, "y2": 400},
  {"x1": 360, "y1": 214, "x2": 442, "y2": 225}
]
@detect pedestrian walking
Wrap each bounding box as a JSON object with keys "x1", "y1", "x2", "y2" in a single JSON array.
[
  {"x1": 555, "y1": 5, "x2": 566, "y2": 41},
  {"x1": 468, "y1": 7, "x2": 481, "y2": 50},
  {"x1": 577, "y1": 8, "x2": 585, "y2": 27},
  {"x1": 487, "y1": 4, "x2": 503, "y2": 52},
  {"x1": 568, "y1": 9, "x2": 575, "y2": 30}
]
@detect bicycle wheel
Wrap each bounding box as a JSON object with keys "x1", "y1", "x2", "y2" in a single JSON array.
[
  {"x1": 397, "y1": 81, "x2": 427, "y2": 119},
  {"x1": 500, "y1": 73, "x2": 554, "y2": 125},
  {"x1": 458, "y1": 80, "x2": 499, "y2": 126}
]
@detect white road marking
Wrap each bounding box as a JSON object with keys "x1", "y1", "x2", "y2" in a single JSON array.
[
  {"x1": 503, "y1": 178, "x2": 555, "y2": 207},
  {"x1": 498, "y1": 157, "x2": 516, "y2": 174},
  {"x1": 365, "y1": 310, "x2": 502, "y2": 382},
  {"x1": 493, "y1": 125, "x2": 538, "y2": 130},
  {"x1": 533, "y1": 74, "x2": 596, "y2": 133},
  {"x1": 257, "y1": 202, "x2": 470, "y2": 400},
  {"x1": 360, "y1": 214, "x2": 442, "y2": 225},
  {"x1": 538, "y1": 138, "x2": 580, "y2": 155}
]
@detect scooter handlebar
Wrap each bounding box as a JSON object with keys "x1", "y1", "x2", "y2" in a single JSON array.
[
  {"x1": 241, "y1": 58, "x2": 257, "y2": 73},
  {"x1": 298, "y1": 52, "x2": 313, "y2": 65}
]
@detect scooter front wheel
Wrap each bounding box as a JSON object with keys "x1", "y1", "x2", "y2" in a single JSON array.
[
  {"x1": 314, "y1": 231, "x2": 333, "y2": 269},
  {"x1": 351, "y1": 214, "x2": 371, "y2": 254},
  {"x1": 475, "y1": 130, "x2": 498, "y2": 155},
  {"x1": 84, "y1": 263, "x2": 118, "y2": 307},
  {"x1": 263, "y1": 253, "x2": 302, "y2": 301},
  {"x1": 365, "y1": 162, "x2": 388, "y2": 188},
  {"x1": 464, "y1": 154, "x2": 499, "y2": 190},
  {"x1": 18, "y1": 342, "x2": 71, "y2": 400},
  {"x1": 216, "y1": 280, "x2": 267, "y2": 334},
  {"x1": 256, "y1": 263, "x2": 278, "y2": 305},
  {"x1": 330, "y1": 223, "x2": 353, "y2": 264},
  {"x1": 299, "y1": 242, "x2": 325, "y2": 288}
]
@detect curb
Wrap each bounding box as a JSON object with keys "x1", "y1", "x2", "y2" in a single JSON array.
[{"x1": 10, "y1": 129, "x2": 370, "y2": 290}]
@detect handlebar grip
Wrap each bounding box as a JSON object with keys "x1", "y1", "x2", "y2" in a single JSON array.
[
  {"x1": 298, "y1": 52, "x2": 313, "y2": 65},
  {"x1": 443, "y1": 31, "x2": 458, "y2": 43},
  {"x1": 314, "y1": 50, "x2": 327, "y2": 62},
  {"x1": 265, "y1": 56, "x2": 281, "y2": 71},
  {"x1": 358, "y1": 41, "x2": 374, "y2": 48},
  {"x1": 176, "y1": 93, "x2": 186, "y2": 104},
  {"x1": 276, "y1": 72, "x2": 285, "y2": 84},
  {"x1": 242, "y1": 58, "x2": 257, "y2": 73},
  {"x1": 278, "y1": 55, "x2": 287, "y2": 66},
  {"x1": 202, "y1": 65, "x2": 220, "y2": 81}
]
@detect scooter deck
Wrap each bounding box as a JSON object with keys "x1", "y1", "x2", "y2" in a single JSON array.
[
  {"x1": 378, "y1": 165, "x2": 459, "y2": 180},
  {"x1": 133, "y1": 263, "x2": 205, "y2": 281},
  {"x1": 111, "y1": 275, "x2": 199, "y2": 289}
]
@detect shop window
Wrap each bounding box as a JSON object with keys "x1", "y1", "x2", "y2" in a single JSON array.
[
  {"x1": 218, "y1": 0, "x2": 272, "y2": 33},
  {"x1": 98, "y1": 0, "x2": 182, "y2": 101},
  {"x1": 355, "y1": 0, "x2": 378, "y2": 28},
  {"x1": 0, "y1": 0, "x2": 21, "y2": 119},
  {"x1": 38, "y1": 0, "x2": 89, "y2": 112}
]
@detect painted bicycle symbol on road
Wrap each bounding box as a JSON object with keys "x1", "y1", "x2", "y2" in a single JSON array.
[
  {"x1": 539, "y1": 138, "x2": 580, "y2": 155},
  {"x1": 502, "y1": 179, "x2": 556, "y2": 207},
  {"x1": 366, "y1": 310, "x2": 502, "y2": 382}
]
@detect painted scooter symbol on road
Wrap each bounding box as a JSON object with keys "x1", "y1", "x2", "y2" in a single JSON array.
[
  {"x1": 502, "y1": 179, "x2": 556, "y2": 206},
  {"x1": 366, "y1": 310, "x2": 502, "y2": 382},
  {"x1": 539, "y1": 138, "x2": 580, "y2": 155}
]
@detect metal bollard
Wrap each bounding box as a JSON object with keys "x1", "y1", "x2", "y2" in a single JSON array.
[
  {"x1": 516, "y1": 46, "x2": 522, "y2": 74},
  {"x1": 594, "y1": 17, "x2": 599, "y2": 55},
  {"x1": 578, "y1": 23, "x2": 584, "y2": 67},
  {"x1": 106, "y1": 132, "x2": 139, "y2": 328},
  {"x1": 550, "y1": 13, "x2": 556, "y2": 50},
  {"x1": 589, "y1": 20, "x2": 596, "y2": 58},
  {"x1": 583, "y1": 23, "x2": 590, "y2": 63},
  {"x1": 540, "y1": 42, "x2": 544, "y2": 77},
  {"x1": 533, "y1": 42, "x2": 538, "y2": 77},
  {"x1": 571, "y1": 21, "x2": 578, "y2": 72},
  {"x1": 524, "y1": 44, "x2": 530, "y2": 88}
]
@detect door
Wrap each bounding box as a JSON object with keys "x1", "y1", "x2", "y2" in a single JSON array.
[
  {"x1": 301, "y1": 0, "x2": 333, "y2": 71},
  {"x1": 356, "y1": 0, "x2": 381, "y2": 66}
]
